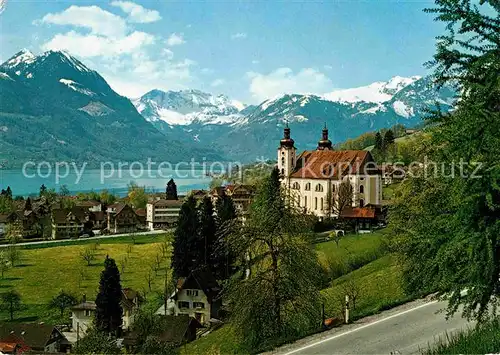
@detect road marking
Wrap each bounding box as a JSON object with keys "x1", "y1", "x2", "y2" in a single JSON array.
[{"x1": 282, "y1": 300, "x2": 439, "y2": 355}]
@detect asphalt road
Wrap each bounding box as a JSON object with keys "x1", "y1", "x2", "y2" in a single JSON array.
[
  {"x1": 0, "y1": 229, "x2": 167, "y2": 248},
  {"x1": 274, "y1": 300, "x2": 474, "y2": 355}
]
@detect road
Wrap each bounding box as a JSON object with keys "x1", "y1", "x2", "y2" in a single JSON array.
[
  {"x1": 273, "y1": 299, "x2": 474, "y2": 355},
  {"x1": 0, "y1": 230, "x2": 167, "y2": 248}
]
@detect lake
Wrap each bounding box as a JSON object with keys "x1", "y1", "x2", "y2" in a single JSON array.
[{"x1": 0, "y1": 167, "x2": 213, "y2": 197}]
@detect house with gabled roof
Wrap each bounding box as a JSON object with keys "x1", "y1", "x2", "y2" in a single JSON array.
[
  {"x1": 171, "y1": 268, "x2": 221, "y2": 325},
  {"x1": 278, "y1": 125, "x2": 382, "y2": 218},
  {"x1": 0, "y1": 323, "x2": 66, "y2": 353}
]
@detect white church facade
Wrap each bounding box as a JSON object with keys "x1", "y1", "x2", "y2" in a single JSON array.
[{"x1": 278, "y1": 124, "x2": 382, "y2": 218}]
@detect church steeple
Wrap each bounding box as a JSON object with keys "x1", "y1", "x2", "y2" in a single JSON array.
[
  {"x1": 280, "y1": 121, "x2": 295, "y2": 148},
  {"x1": 278, "y1": 122, "x2": 297, "y2": 180},
  {"x1": 317, "y1": 123, "x2": 333, "y2": 150}
]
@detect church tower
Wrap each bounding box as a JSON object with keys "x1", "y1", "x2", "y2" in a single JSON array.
[
  {"x1": 277, "y1": 123, "x2": 297, "y2": 180},
  {"x1": 317, "y1": 123, "x2": 333, "y2": 150}
]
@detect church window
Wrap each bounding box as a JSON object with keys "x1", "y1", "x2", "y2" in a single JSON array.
[
  {"x1": 359, "y1": 185, "x2": 364, "y2": 194},
  {"x1": 281, "y1": 157, "x2": 285, "y2": 166},
  {"x1": 292, "y1": 182, "x2": 300, "y2": 190},
  {"x1": 281, "y1": 169, "x2": 284, "y2": 175},
  {"x1": 320, "y1": 197, "x2": 324, "y2": 210},
  {"x1": 304, "y1": 196, "x2": 307, "y2": 207},
  {"x1": 315, "y1": 197, "x2": 318, "y2": 210},
  {"x1": 359, "y1": 199, "x2": 364, "y2": 208},
  {"x1": 305, "y1": 183, "x2": 311, "y2": 191},
  {"x1": 315, "y1": 184, "x2": 324, "y2": 192}
]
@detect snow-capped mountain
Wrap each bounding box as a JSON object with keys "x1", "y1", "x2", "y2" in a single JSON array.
[
  {"x1": 323, "y1": 75, "x2": 422, "y2": 104},
  {"x1": 0, "y1": 49, "x2": 221, "y2": 166},
  {"x1": 134, "y1": 75, "x2": 455, "y2": 161},
  {"x1": 134, "y1": 89, "x2": 246, "y2": 126}
]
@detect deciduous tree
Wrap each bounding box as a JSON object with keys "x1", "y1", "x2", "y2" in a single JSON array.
[
  {"x1": 49, "y1": 290, "x2": 77, "y2": 317},
  {"x1": 0, "y1": 290, "x2": 21, "y2": 321},
  {"x1": 224, "y1": 168, "x2": 323, "y2": 348}
]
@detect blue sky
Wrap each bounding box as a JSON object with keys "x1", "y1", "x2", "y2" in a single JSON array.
[{"x1": 0, "y1": 0, "x2": 443, "y2": 103}]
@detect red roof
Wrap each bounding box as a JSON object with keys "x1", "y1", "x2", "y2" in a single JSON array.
[
  {"x1": 290, "y1": 150, "x2": 378, "y2": 179},
  {"x1": 340, "y1": 207, "x2": 376, "y2": 219}
]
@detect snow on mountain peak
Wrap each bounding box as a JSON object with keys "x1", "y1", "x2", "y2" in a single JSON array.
[
  {"x1": 4, "y1": 49, "x2": 36, "y2": 68},
  {"x1": 134, "y1": 89, "x2": 246, "y2": 126},
  {"x1": 323, "y1": 75, "x2": 422, "y2": 104}
]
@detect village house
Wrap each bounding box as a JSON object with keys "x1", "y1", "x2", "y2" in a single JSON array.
[
  {"x1": 75, "y1": 200, "x2": 102, "y2": 213},
  {"x1": 223, "y1": 184, "x2": 256, "y2": 216},
  {"x1": 71, "y1": 289, "x2": 142, "y2": 335},
  {"x1": 123, "y1": 315, "x2": 202, "y2": 350},
  {"x1": 208, "y1": 184, "x2": 255, "y2": 219},
  {"x1": 170, "y1": 269, "x2": 221, "y2": 325},
  {"x1": 51, "y1": 207, "x2": 92, "y2": 239},
  {"x1": 0, "y1": 323, "x2": 66, "y2": 353},
  {"x1": 0, "y1": 212, "x2": 17, "y2": 237},
  {"x1": 381, "y1": 163, "x2": 406, "y2": 186},
  {"x1": 340, "y1": 205, "x2": 386, "y2": 233},
  {"x1": 146, "y1": 199, "x2": 183, "y2": 230},
  {"x1": 278, "y1": 124, "x2": 382, "y2": 218},
  {"x1": 106, "y1": 203, "x2": 141, "y2": 233}
]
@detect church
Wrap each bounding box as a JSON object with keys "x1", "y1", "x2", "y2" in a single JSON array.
[{"x1": 278, "y1": 124, "x2": 382, "y2": 218}]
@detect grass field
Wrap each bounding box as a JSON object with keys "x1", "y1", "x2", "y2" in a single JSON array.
[
  {"x1": 424, "y1": 318, "x2": 500, "y2": 354},
  {"x1": 0, "y1": 234, "x2": 171, "y2": 323},
  {"x1": 182, "y1": 232, "x2": 405, "y2": 355}
]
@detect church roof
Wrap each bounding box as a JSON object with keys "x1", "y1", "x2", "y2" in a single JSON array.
[{"x1": 290, "y1": 150, "x2": 377, "y2": 179}]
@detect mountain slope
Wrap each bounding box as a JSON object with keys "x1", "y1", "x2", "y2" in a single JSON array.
[
  {"x1": 135, "y1": 76, "x2": 456, "y2": 162},
  {"x1": 0, "y1": 50, "x2": 221, "y2": 167}
]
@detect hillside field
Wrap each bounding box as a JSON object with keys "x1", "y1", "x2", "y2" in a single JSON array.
[{"x1": 0, "y1": 234, "x2": 171, "y2": 323}]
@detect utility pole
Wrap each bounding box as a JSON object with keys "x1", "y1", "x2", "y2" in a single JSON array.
[{"x1": 345, "y1": 295, "x2": 350, "y2": 323}]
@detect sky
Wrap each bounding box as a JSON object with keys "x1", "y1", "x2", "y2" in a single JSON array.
[{"x1": 0, "y1": 0, "x2": 444, "y2": 103}]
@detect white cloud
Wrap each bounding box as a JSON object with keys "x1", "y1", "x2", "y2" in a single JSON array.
[
  {"x1": 162, "y1": 48, "x2": 174, "y2": 60},
  {"x1": 110, "y1": 1, "x2": 161, "y2": 23},
  {"x1": 247, "y1": 67, "x2": 333, "y2": 103},
  {"x1": 39, "y1": 5, "x2": 127, "y2": 37},
  {"x1": 211, "y1": 79, "x2": 225, "y2": 87},
  {"x1": 231, "y1": 32, "x2": 247, "y2": 40},
  {"x1": 41, "y1": 30, "x2": 155, "y2": 57},
  {"x1": 324, "y1": 64, "x2": 333, "y2": 70},
  {"x1": 166, "y1": 33, "x2": 185, "y2": 46},
  {"x1": 252, "y1": 60, "x2": 259, "y2": 64}
]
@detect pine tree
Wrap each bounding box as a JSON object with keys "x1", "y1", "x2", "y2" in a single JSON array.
[
  {"x1": 171, "y1": 196, "x2": 200, "y2": 278},
  {"x1": 215, "y1": 194, "x2": 237, "y2": 223},
  {"x1": 214, "y1": 194, "x2": 238, "y2": 279},
  {"x1": 374, "y1": 132, "x2": 383, "y2": 150},
  {"x1": 383, "y1": 129, "x2": 395, "y2": 148},
  {"x1": 198, "y1": 196, "x2": 217, "y2": 266},
  {"x1": 5, "y1": 187, "x2": 12, "y2": 200},
  {"x1": 95, "y1": 256, "x2": 123, "y2": 335},
  {"x1": 166, "y1": 179, "x2": 178, "y2": 200},
  {"x1": 40, "y1": 184, "x2": 47, "y2": 197}
]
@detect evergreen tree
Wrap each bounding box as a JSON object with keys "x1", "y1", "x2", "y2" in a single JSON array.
[
  {"x1": 390, "y1": 0, "x2": 500, "y2": 322},
  {"x1": 5, "y1": 187, "x2": 12, "y2": 200},
  {"x1": 383, "y1": 129, "x2": 395, "y2": 148},
  {"x1": 24, "y1": 197, "x2": 32, "y2": 211},
  {"x1": 198, "y1": 196, "x2": 217, "y2": 266},
  {"x1": 95, "y1": 256, "x2": 123, "y2": 335},
  {"x1": 215, "y1": 194, "x2": 237, "y2": 223},
  {"x1": 166, "y1": 179, "x2": 178, "y2": 200},
  {"x1": 40, "y1": 184, "x2": 47, "y2": 197},
  {"x1": 214, "y1": 194, "x2": 238, "y2": 279},
  {"x1": 171, "y1": 196, "x2": 200, "y2": 278},
  {"x1": 374, "y1": 132, "x2": 383, "y2": 150}
]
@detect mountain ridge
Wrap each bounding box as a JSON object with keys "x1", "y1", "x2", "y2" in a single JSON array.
[{"x1": 0, "y1": 49, "x2": 223, "y2": 168}]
